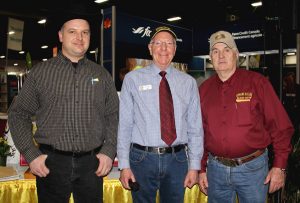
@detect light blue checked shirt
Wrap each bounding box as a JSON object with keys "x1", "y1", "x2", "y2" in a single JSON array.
[{"x1": 117, "y1": 64, "x2": 204, "y2": 170}]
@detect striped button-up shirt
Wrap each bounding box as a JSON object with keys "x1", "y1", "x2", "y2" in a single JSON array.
[
  {"x1": 117, "y1": 64, "x2": 204, "y2": 170},
  {"x1": 8, "y1": 52, "x2": 119, "y2": 163}
]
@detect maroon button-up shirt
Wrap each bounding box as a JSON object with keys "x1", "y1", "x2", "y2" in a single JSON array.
[{"x1": 199, "y1": 69, "x2": 294, "y2": 172}]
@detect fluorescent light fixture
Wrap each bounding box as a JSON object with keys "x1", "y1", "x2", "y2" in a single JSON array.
[
  {"x1": 94, "y1": 0, "x2": 108, "y2": 3},
  {"x1": 167, "y1": 16, "x2": 182, "y2": 22},
  {"x1": 42, "y1": 58, "x2": 48, "y2": 61},
  {"x1": 19, "y1": 51, "x2": 25, "y2": 54},
  {"x1": 41, "y1": 45, "x2": 48, "y2": 49},
  {"x1": 0, "y1": 56, "x2": 5, "y2": 59},
  {"x1": 251, "y1": 1, "x2": 262, "y2": 7},
  {"x1": 89, "y1": 50, "x2": 96, "y2": 54},
  {"x1": 8, "y1": 31, "x2": 15, "y2": 35},
  {"x1": 13, "y1": 63, "x2": 18, "y2": 66},
  {"x1": 8, "y1": 72, "x2": 17, "y2": 75},
  {"x1": 287, "y1": 52, "x2": 296, "y2": 55},
  {"x1": 38, "y1": 19, "x2": 47, "y2": 24}
]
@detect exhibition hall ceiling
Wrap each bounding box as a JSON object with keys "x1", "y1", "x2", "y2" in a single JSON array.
[{"x1": 0, "y1": 0, "x2": 296, "y2": 67}]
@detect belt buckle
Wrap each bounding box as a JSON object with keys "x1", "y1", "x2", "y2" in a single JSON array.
[
  {"x1": 157, "y1": 147, "x2": 166, "y2": 154},
  {"x1": 218, "y1": 158, "x2": 238, "y2": 167},
  {"x1": 72, "y1": 151, "x2": 80, "y2": 157}
]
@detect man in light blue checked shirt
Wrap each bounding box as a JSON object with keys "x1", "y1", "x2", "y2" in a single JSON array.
[{"x1": 117, "y1": 26, "x2": 204, "y2": 203}]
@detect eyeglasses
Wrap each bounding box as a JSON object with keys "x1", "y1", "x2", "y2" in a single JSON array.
[{"x1": 151, "y1": 40, "x2": 176, "y2": 47}]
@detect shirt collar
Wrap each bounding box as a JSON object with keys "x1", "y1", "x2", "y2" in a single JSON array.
[
  {"x1": 57, "y1": 51, "x2": 88, "y2": 66},
  {"x1": 216, "y1": 69, "x2": 239, "y2": 85},
  {"x1": 150, "y1": 63, "x2": 173, "y2": 76}
]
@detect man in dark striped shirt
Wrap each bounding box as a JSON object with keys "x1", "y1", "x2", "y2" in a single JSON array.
[{"x1": 8, "y1": 13, "x2": 119, "y2": 203}]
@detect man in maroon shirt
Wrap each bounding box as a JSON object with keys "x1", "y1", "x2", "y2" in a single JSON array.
[{"x1": 198, "y1": 30, "x2": 294, "y2": 203}]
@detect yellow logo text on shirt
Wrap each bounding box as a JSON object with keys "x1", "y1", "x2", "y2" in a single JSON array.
[{"x1": 236, "y1": 92, "x2": 252, "y2": 102}]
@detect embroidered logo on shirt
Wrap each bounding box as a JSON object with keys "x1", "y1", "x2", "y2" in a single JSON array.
[
  {"x1": 91, "y1": 78, "x2": 99, "y2": 85},
  {"x1": 139, "y1": 85, "x2": 152, "y2": 91},
  {"x1": 236, "y1": 92, "x2": 252, "y2": 102}
]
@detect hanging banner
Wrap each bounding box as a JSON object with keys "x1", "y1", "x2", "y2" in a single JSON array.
[
  {"x1": 7, "y1": 18, "x2": 24, "y2": 51},
  {"x1": 116, "y1": 12, "x2": 193, "y2": 53}
]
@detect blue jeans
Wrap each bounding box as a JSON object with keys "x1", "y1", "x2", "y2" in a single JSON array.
[
  {"x1": 207, "y1": 150, "x2": 269, "y2": 203},
  {"x1": 36, "y1": 147, "x2": 103, "y2": 203},
  {"x1": 129, "y1": 146, "x2": 188, "y2": 203}
]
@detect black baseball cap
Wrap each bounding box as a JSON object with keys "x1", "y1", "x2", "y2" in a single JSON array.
[{"x1": 52, "y1": 3, "x2": 102, "y2": 30}]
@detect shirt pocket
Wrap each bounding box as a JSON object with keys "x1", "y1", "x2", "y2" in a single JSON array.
[
  {"x1": 236, "y1": 101, "x2": 251, "y2": 126},
  {"x1": 86, "y1": 79, "x2": 105, "y2": 109}
]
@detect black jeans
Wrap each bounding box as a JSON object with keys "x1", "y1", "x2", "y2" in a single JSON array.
[{"x1": 36, "y1": 147, "x2": 103, "y2": 203}]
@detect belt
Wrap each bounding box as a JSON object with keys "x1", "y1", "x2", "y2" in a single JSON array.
[
  {"x1": 211, "y1": 149, "x2": 265, "y2": 167},
  {"x1": 39, "y1": 144, "x2": 101, "y2": 157},
  {"x1": 132, "y1": 143, "x2": 186, "y2": 154}
]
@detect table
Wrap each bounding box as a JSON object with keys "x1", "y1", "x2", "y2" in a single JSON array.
[{"x1": 0, "y1": 178, "x2": 207, "y2": 203}]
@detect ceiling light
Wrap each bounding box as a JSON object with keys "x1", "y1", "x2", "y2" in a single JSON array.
[
  {"x1": 8, "y1": 31, "x2": 15, "y2": 35},
  {"x1": 90, "y1": 50, "x2": 96, "y2": 54},
  {"x1": 0, "y1": 56, "x2": 5, "y2": 59},
  {"x1": 167, "y1": 17, "x2": 182, "y2": 22},
  {"x1": 94, "y1": 0, "x2": 108, "y2": 3},
  {"x1": 19, "y1": 51, "x2": 25, "y2": 54},
  {"x1": 41, "y1": 45, "x2": 48, "y2": 49},
  {"x1": 251, "y1": 1, "x2": 262, "y2": 7},
  {"x1": 42, "y1": 58, "x2": 47, "y2": 61},
  {"x1": 13, "y1": 63, "x2": 18, "y2": 66},
  {"x1": 287, "y1": 52, "x2": 296, "y2": 55},
  {"x1": 38, "y1": 19, "x2": 47, "y2": 24}
]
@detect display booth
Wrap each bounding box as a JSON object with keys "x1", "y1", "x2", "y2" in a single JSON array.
[{"x1": 101, "y1": 6, "x2": 194, "y2": 91}]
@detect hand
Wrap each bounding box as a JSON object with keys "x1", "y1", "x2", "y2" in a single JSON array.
[
  {"x1": 198, "y1": 172, "x2": 208, "y2": 195},
  {"x1": 184, "y1": 170, "x2": 198, "y2": 189},
  {"x1": 264, "y1": 167, "x2": 286, "y2": 193},
  {"x1": 95, "y1": 153, "x2": 113, "y2": 177},
  {"x1": 119, "y1": 168, "x2": 136, "y2": 190},
  {"x1": 29, "y1": 154, "x2": 49, "y2": 177}
]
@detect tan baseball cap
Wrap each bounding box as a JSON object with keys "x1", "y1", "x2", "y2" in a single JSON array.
[
  {"x1": 209, "y1": 30, "x2": 237, "y2": 50},
  {"x1": 151, "y1": 26, "x2": 177, "y2": 40}
]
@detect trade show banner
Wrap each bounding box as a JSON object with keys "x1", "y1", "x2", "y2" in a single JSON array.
[
  {"x1": 7, "y1": 18, "x2": 24, "y2": 51},
  {"x1": 194, "y1": 22, "x2": 265, "y2": 55},
  {"x1": 115, "y1": 12, "x2": 193, "y2": 53}
]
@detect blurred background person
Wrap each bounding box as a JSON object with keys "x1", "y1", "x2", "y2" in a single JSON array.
[{"x1": 282, "y1": 72, "x2": 300, "y2": 131}]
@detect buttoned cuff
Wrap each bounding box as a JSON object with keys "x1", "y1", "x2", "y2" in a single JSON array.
[
  {"x1": 117, "y1": 158, "x2": 130, "y2": 170},
  {"x1": 22, "y1": 146, "x2": 42, "y2": 164},
  {"x1": 189, "y1": 159, "x2": 201, "y2": 170}
]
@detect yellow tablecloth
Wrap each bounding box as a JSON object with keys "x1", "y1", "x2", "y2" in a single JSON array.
[{"x1": 0, "y1": 179, "x2": 208, "y2": 203}]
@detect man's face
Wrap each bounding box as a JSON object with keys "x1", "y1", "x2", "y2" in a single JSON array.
[
  {"x1": 148, "y1": 31, "x2": 176, "y2": 70},
  {"x1": 210, "y1": 43, "x2": 238, "y2": 74},
  {"x1": 59, "y1": 19, "x2": 90, "y2": 62}
]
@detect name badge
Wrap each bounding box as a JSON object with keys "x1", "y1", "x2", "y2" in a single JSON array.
[{"x1": 139, "y1": 85, "x2": 152, "y2": 91}]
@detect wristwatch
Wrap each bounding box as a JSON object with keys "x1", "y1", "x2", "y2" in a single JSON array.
[{"x1": 280, "y1": 168, "x2": 286, "y2": 173}]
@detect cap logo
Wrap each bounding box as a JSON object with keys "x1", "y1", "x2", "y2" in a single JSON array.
[
  {"x1": 156, "y1": 26, "x2": 171, "y2": 32},
  {"x1": 215, "y1": 33, "x2": 226, "y2": 40},
  {"x1": 151, "y1": 26, "x2": 177, "y2": 41}
]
